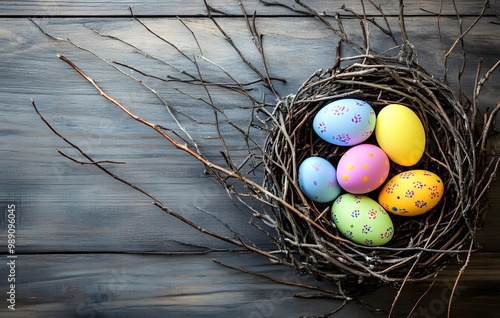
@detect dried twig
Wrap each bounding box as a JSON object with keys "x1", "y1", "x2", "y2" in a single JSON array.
[{"x1": 56, "y1": 149, "x2": 126, "y2": 165}]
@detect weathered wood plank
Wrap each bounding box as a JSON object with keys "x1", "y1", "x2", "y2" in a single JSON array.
[
  {"x1": 0, "y1": 252, "x2": 499, "y2": 317},
  {"x1": 0, "y1": 0, "x2": 497, "y2": 17}
]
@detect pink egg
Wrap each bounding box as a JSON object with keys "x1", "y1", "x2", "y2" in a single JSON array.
[{"x1": 336, "y1": 144, "x2": 390, "y2": 194}]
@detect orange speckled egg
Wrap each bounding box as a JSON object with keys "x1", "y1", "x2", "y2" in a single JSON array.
[{"x1": 378, "y1": 170, "x2": 444, "y2": 216}]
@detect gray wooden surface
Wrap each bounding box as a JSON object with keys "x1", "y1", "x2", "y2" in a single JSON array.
[{"x1": 1, "y1": 1, "x2": 499, "y2": 317}]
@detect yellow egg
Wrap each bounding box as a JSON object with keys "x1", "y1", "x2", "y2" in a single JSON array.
[
  {"x1": 375, "y1": 104, "x2": 425, "y2": 166},
  {"x1": 378, "y1": 170, "x2": 444, "y2": 216}
]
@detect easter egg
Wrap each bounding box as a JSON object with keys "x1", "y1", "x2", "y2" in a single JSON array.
[
  {"x1": 375, "y1": 104, "x2": 425, "y2": 166},
  {"x1": 336, "y1": 144, "x2": 390, "y2": 194},
  {"x1": 313, "y1": 98, "x2": 376, "y2": 146},
  {"x1": 378, "y1": 170, "x2": 444, "y2": 216},
  {"x1": 298, "y1": 157, "x2": 342, "y2": 203},
  {"x1": 331, "y1": 194, "x2": 394, "y2": 246}
]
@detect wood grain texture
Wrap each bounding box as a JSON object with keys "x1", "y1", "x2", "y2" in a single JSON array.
[
  {"x1": 0, "y1": 0, "x2": 498, "y2": 17},
  {"x1": 0, "y1": 5, "x2": 499, "y2": 317}
]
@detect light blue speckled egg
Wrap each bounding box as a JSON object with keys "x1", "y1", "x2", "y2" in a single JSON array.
[
  {"x1": 313, "y1": 98, "x2": 376, "y2": 146},
  {"x1": 298, "y1": 157, "x2": 342, "y2": 203}
]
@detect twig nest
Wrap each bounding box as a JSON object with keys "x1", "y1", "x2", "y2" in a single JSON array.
[{"x1": 263, "y1": 55, "x2": 494, "y2": 294}]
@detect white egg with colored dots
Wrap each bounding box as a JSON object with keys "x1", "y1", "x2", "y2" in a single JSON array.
[
  {"x1": 336, "y1": 144, "x2": 390, "y2": 194},
  {"x1": 298, "y1": 157, "x2": 342, "y2": 203}
]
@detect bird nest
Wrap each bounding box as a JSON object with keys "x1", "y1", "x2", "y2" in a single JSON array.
[{"x1": 262, "y1": 54, "x2": 497, "y2": 295}]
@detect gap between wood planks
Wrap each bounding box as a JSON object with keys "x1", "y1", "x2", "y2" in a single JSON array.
[{"x1": 0, "y1": 12, "x2": 497, "y2": 19}]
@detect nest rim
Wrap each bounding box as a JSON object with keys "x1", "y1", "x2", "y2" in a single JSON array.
[{"x1": 262, "y1": 55, "x2": 491, "y2": 293}]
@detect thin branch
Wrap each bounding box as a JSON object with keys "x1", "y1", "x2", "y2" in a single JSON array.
[
  {"x1": 258, "y1": 0, "x2": 310, "y2": 15},
  {"x1": 128, "y1": 7, "x2": 194, "y2": 63},
  {"x1": 56, "y1": 149, "x2": 126, "y2": 165},
  {"x1": 32, "y1": 99, "x2": 153, "y2": 199},
  {"x1": 444, "y1": 0, "x2": 490, "y2": 59},
  {"x1": 448, "y1": 240, "x2": 474, "y2": 318},
  {"x1": 398, "y1": 0, "x2": 410, "y2": 44},
  {"x1": 407, "y1": 278, "x2": 437, "y2": 317},
  {"x1": 321, "y1": 300, "x2": 350, "y2": 318},
  {"x1": 202, "y1": 0, "x2": 286, "y2": 96},
  {"x1": 211, "y1": 258, "x2": 345, "y2": 298},
  {"x1": 83, "y1": 22, "x2": 186, "y2": 76}
]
